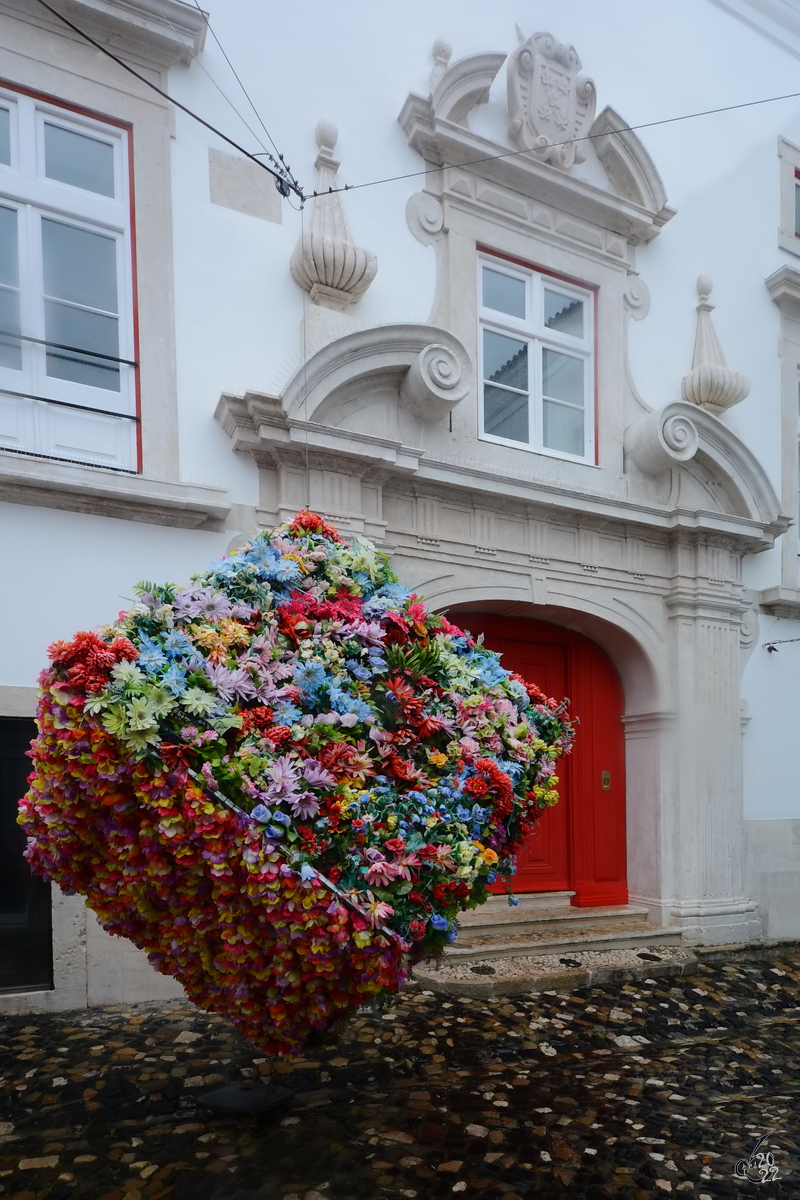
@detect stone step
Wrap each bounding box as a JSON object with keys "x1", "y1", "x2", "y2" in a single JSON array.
[
  {"x1": 447, "y1": 918, "x2": 683, "y2": 962},
  {"x1": 414, "y1": 944, "x2": 697, "y2": 999},
  {"x1": 457, "y1": 899, "x2": 650, "y2": 941}
]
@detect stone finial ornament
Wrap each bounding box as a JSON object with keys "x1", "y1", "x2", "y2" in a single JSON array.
[
  {"x1": 680, "y1": 276, "x2": 750, "y2": 415},
  {"x1": 289, "y1": 119, "x2": 378, "y2": 311},
  {"x1": 507, "y1": 31, "x2": 596, "y2": 168},
  {"x1": 430, "y1": 39, "x2": 453, "y2": 93}
]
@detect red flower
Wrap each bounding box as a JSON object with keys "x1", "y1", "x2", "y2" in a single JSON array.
[
  {"x1": 240, "y1": 706, "x2": 274, "y2": 734},
  {"x1": 288, "y1": 509, "x2": 345, "y2": 542},
  {"x1": 383, "y1": 837, "x2": 406, "y2": 854},
  {"x1": 409, "y1": 920, "x2": 427, "y2": 941}
]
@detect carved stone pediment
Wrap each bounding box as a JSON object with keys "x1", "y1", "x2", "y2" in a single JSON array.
[{"x1": 507, "y1": 31, "x2": 596, "y2": 168}]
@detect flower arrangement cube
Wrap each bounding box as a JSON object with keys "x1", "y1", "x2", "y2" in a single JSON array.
[{"x1": 20, "y1": 511, "x2": 572, "y2": 1055}]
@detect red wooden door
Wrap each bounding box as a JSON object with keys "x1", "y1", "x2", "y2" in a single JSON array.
[{"x1": 453, "y1": 614, "x2": 628, "y2": 907}]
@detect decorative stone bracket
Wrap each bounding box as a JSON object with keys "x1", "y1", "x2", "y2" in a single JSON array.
[
  {"x1": 624, "y1": 402, "x2": 699, "y2": 475},
  {"x1": 215, "y1": 322, "x2": 474, "y2": 471}
]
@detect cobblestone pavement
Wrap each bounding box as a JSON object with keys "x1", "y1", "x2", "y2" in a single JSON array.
[{"x1": 1, "y1": 949, "x2": 799, "y2": 1200}]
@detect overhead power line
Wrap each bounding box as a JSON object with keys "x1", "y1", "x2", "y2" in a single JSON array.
[
  {"x1": 33, "y1": 0, "x2": 303, "y2": 200},
  {"x1": 30, "y1": 0, "x2": 800, "y2": 208},
  {"x1": 148, "y1": 0, "x2": 285, "y2": 179},
  {"x1": 189, "y1": 1, "x2": 299, "y2": 192},
  {"x1": 324, "y1": 84, "x2": 800, "y2": 198}
]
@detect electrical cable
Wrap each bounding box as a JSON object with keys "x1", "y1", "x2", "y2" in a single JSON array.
[
  {"x1": 321, "y1": 84, "x2": 800, "y2": 198},
  {"x1": 149, "y1": 0, "x2": 284, "y2": 176},
  {"x1": 33, "y1": 0, "x2": 304, "y2": 200},
  {"x1": 190, "y1": 1, "x2": 300, "y2": 192}
]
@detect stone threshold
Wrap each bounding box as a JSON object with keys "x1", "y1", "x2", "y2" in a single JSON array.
[{"x1": 413, "y1": 944, "x2": 698, "y2": 998}]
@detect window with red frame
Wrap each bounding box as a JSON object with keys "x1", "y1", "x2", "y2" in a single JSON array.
[
  {"x1": 0, "y1": 86, "x2": 138, "y2": 471},
  {"x1": 478, "y1": 253, "x2": 595, "y2": 462}
]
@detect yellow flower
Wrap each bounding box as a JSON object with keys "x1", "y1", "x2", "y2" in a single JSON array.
[
  {"x1": 427, "y1": 750, "x2": 448, "y2": 767},
  {"x1": 482, "y1": 848, "x2": 498, "y2": 864}
]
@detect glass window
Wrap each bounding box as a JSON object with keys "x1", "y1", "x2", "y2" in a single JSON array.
[
  {"x1": 0, "y1": 89, "x2": 136, "y2": 469},
  {"x1": 0, "y1": 206, "x2": 20, "y2": 371},
  {"x1": 545, "y1": 288, "x2": 584, "y2": 338},
  {"x1": 44, "y1": 124, "x2": 114, "y2": 197},
  {"x1": 483, "y1": 267, "x2": 525, "y2": 318},
  {"x1": 479, "y1": 257, "x2": 593, "y2": 461},
  {"x1": 42, "y1": 219, "x2": 119, "y2": 391},
  {"x1": 0, "y1": 109, "x2": 10, "y2": 167},
  {"x1": 483, "y1": 330, "x2": 528, "y2": 443}
]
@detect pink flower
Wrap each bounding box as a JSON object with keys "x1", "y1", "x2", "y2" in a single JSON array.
[
  {"x1": 363, "y1": 894, "x2": 395, "y2": 929},
  {"x1": 365, "y1": 860, "x2": 402, "y2": 886}
]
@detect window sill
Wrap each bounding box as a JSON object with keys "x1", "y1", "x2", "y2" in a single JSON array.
[
  {"x1": 0, "y1": 450, "x2": 230, "y2": 529},
  {"x1": 759, "y1": 585, "x2": 800, "y2": 620}
]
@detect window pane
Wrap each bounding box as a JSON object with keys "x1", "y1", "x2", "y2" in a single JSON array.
[
  {"x1": 484, "y1": 329, "x2": 527, "y2": 390},
  {"x1": 42, "y1": 219, "x2": 118, "y2": 313},
  {"x1": 483, "y1": 267, "x2": 525, "y2": 318},
  {"x1": 0, "y1": 208, "x2": 20, "y2": 370},
  {"x1": 0, "y1": 109, "x2": 9, "y2": 166},
  {"x1": 545, "y1": 288, "x2": 584, "y2": 337},
  {"x1": 0, "y1": 289, "x2": 21, "y2": 371},
  {"x1": 543, "y1": 399, "x2": 584, "y2": 456},
  {"x1": 45, "y1": 300, "x2": 120, "y2": 391},
  {"x1": 543, "y1": 348, "x2": 584, "y2": 406},
  {"x1": 44, "y1": 123, "x2": 115, "y2": 197},
  {"x1": 484, "y1": 384, "x2": 528, "y2": 443},
  {"x1": 0, "y1": 206, "x2": 18, "y2": 287}
]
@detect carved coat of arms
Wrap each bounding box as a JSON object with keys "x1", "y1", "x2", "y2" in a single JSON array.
[{"x1": 507, "y1": 31, "x2": 596, "y2": 169}]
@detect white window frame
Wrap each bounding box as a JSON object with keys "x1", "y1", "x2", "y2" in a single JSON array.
[
  {"x1": 778, "y1": 136, "x2": 800, "y2": 258},
  {"x1": 0, "y1": 85, "x2": 138, "y2": 472},
  {"x1": 477, "y1": 253, "x2": 596, "y2": 464}
]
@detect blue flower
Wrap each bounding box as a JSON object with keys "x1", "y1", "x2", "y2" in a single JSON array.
[
  {"x1": 445, "y1": 928, "x2": 458, "y2": 944},
  {"x1": 161, "y1": 663, "x2": 187, "y2": 696},
  {"x1": 162, "y1": 629, "x2": 196, "y2": 659},
  {"x1": 293, "y1": 660, "x2": 328, "y2": 699},
  {"x1": 273, "y1": 700, "x2": 302, "y2": 724},
  {"x1": 265, "y1": 825, "x2": 284, "y2": 839},
  {"x1": 430, "y1": 914, "x2": 450, "y2": 931},
  {"x1": 136, "y1": 632, "x2": 167, "y2": 674},
  {"x1": 271, "y1": 810, "x2": 292, "y2": 827},
  {"x1": 456, "y1": 805, "x2": 472, "y2": 822},
  {"x1": 299, "y1": 863, "x2": 317, "y2": 882},
  {"x1": 251, "y1": 805, "x2": 272, "y2": 823}
]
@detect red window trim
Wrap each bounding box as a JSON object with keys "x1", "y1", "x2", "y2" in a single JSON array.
[
  {"x1": 0, "y1": 77, "x2": 142, "y2": 472},
  {"x1": 478, "y1": 245, "x2": 599, "y2": 466}
]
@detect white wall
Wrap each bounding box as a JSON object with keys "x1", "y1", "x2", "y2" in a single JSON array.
[{"x1": 0, "y1": 502, "x2": 230, "y2": 687}]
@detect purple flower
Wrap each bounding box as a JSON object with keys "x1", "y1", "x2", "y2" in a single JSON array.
[
  {"x1": 302, "y1": 760, "x2": 336, "y2": 788},
  {"x1": 287, "y1": 792, "x2": 320, "y2": 820},
  {"x1": 204, "y1": 664, "x2": 258, "y2": 701},
  {"x1": 268, "y1": 755, "x2": 300, "y2": 797}
]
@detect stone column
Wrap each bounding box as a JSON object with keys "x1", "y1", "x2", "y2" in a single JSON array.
[{"x1": 663, "y1": 537, "x2": 760, "y2": 943}]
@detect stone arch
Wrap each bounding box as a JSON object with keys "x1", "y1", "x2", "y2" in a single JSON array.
[{"x1": 419, "y1": 586, "x2": 669, "y2": 717}]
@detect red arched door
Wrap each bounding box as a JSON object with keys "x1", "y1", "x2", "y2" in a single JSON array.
[{"x1": 452, "y1": 614, "x2": 627, "y2": 907}]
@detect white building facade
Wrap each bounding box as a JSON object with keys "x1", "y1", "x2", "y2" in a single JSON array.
[{"x1": 2, "y1": 0, "x2": 800, "y2": 1013}]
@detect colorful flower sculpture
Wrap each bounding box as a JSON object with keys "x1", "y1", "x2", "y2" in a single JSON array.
[{"x1": 20, "y1": 511, "x2": 573, "y2": 1055}]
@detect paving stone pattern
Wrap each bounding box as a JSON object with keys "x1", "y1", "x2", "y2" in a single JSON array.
[{"x1": 1, "y1": 950, "x2": 799, "y2": 1199}]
